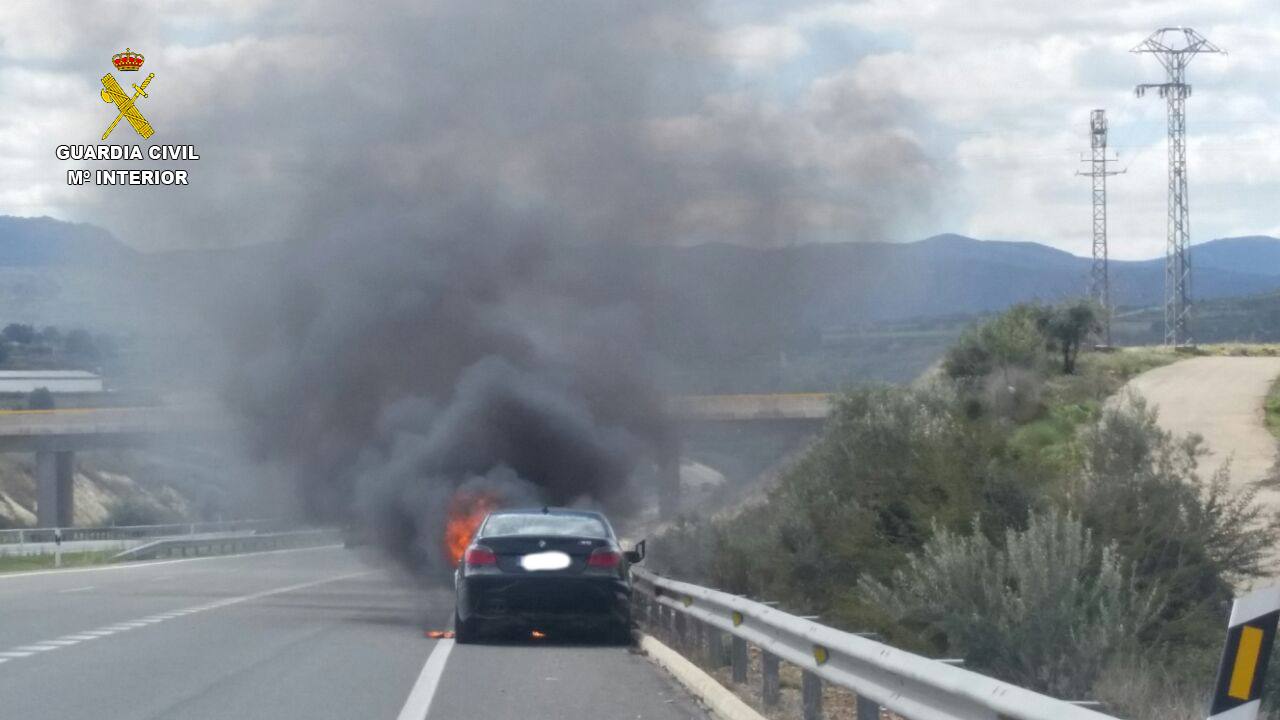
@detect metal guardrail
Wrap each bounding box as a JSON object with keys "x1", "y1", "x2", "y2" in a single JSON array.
[
  {"x1": 632, "y1": 567, "x2": 1120, "y2": 720},
  {"x1": 0, "y1": 519, "x2": 286, "y2": 546},
  {"x1": 113, "y1": 529, "x2": 341, "y2": 561}
]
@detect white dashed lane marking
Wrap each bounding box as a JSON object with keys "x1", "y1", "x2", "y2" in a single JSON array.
[{"x1": 0, "y1": 571, "x2": 368, "y2": 668}]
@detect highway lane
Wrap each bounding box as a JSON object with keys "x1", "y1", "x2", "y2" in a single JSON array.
[{"x1": 0, "y1": 546, "x2": 708, "y2": 719}]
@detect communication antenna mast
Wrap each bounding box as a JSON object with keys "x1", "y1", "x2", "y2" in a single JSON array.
[
  {"x1": 1078, "y1": 109, "x2": 1124, "y2": 347},
  {"x1": 1133, "y1": 27, "x2": 1224, "y2": 347}
]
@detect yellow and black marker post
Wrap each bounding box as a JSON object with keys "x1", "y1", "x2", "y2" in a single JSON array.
[{"x1": 1209, "y1": 586, "x2": 1280, "y2": 720}]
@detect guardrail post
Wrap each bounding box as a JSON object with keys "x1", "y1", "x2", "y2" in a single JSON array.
[
  {"x1": 802, "y1": 670, "x2": 822, "y2": 720},
  {"x1": 709, "y1": 629, "x2": 729, "y2": 668},
  {"x1": 761, "y1": 651, "x2": 780, "y2": 706},
  {"x1": 691, "y1": 618, "x2": 705, "y2": 662},
  {"x1": 674, "y1": 612, "x2": 688, "y2": 651},
  {"x1": 731, "y1": 636, "x2": 748, "y2": 684},
  {"x1": 855, "y1": 694, "x2": 880, "y2": 720}
]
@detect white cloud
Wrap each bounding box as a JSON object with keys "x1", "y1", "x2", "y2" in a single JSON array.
[
  {"x1": 715, "y1": 24, "x2": 808, "y2": 69},
  {"x1": 715, "y1": 0, "x2": 1280, "y2": 257},
  {"x1": 1, "y1": 1, "x2": 1275, "y2": 259}
]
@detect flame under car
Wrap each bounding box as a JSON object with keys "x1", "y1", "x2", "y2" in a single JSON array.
[{"x1": 452, "y1": 507, "x2": 645, "y2": 644}]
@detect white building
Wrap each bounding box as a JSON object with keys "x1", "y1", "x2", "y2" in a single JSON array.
[{"x1": 0, "y1": 370, "x2": 104, "y2": 394}]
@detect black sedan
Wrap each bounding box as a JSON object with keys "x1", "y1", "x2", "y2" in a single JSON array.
[{"x1": 453, "y1": 507, "x2": 645, "y2": 644}]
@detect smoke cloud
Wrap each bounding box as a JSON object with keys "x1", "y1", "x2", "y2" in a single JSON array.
[{"x1": 172, "y1": 0, "x2": 940, "y2": 575}]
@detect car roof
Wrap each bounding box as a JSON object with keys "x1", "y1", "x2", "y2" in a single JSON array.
[
  {"x1": 486, "y1": 507, "x2": 607, "y2": 519},
  {"x1": 480, "y1": 507, "x2": 616, "y2": 537}
]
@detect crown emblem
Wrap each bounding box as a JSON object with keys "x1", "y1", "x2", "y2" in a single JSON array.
[{"x1": 111, "y1": 48, "x2": 144, "y2": 72}]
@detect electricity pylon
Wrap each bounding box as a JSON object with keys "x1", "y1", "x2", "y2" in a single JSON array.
[
  {"x1": 1133, "y1": 27, "x2": 1224, "y2": 347},
  {"x1": 1078, "y1": 109, "x2": 1124, "y2": 347}
]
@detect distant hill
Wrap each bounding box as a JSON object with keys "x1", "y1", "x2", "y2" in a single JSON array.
[
  {"x1": 3, "y1": 214, "x2": 1279, "y2": 365},
  {"x1": 0, "y1": 216, "x2": 137, "y2": 266},
  {"x1": 647, "y1": 233, "x2": 1280, "y2": 331}
]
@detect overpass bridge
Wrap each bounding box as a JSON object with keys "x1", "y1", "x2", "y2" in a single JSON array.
[
  {"x1": 660, "y1": 394, "x2": 833, "y2": 517},
  {"x1": 0, "y1": 395, "x2": 835, "y2": 528},
  {"x1": 0, "y1": 407, "x2": 228, "y2": 527}
]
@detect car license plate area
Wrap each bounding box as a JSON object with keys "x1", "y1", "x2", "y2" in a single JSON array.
[{"x1": 520, "y1": 551, "x2": 571, "y2": 571}]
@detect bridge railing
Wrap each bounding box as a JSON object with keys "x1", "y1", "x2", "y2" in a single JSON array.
[
  {"x1": 0, "y1": 519, "x2": 289, "y2": 546},
  {"x1": 112, "y1": 528, "x2": 341, "y2": 561},
  {"x1": 632, "y1": 567, "x2": 1120, "y2": 720}
]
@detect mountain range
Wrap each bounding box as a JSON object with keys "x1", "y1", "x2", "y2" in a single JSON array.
[{"x1": 2, "y1": 214, "x2": 1278, "y2": 331}]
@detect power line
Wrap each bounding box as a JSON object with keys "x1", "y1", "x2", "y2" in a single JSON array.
[{"x1": 1133, "y1": 27, "x2": 1226, "y2": 347}]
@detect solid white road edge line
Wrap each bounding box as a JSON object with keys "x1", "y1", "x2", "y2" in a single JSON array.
[
  {"x1": 639, "y1": 633, "x2": 768, "y2": 720},
  {"x1": 397, "y1": 639, "x2": 455, "y2": 720}
]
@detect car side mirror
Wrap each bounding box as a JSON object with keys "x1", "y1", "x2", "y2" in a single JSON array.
[{"x1": 624, "y1": 538, "x2": 646, "y2": 564}]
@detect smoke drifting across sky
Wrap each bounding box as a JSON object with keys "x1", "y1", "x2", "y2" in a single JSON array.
[
  {"x1": 1, "y1": 1, "x2": 938, "y2": 574},
  {"x1": 1, "y1": 0, "x2": 937, "y2": 250}
]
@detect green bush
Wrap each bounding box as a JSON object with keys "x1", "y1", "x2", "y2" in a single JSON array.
[
  {"x1": 861, "y1": 510, "x2": 1156, "y2": 698},
  {"x1": 944, "y1": 304, "x2": 1048, "y2": 384},
  {"x1": 706, "y1": 384, "x2": 1039, "y2": 618},
  {"x1": 1077, "y1": 397, "x2": 1277, "y2": 647},
  {"x1": 26, "y1": 387, "x2": 55, "y2": 410},
  {"x1": 106, "y1": 496, "x2": 180, "y2": 527}
]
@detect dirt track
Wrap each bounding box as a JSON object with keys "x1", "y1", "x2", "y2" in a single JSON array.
[{"x1": 1124, "y1": 355, "x2": 1280, "y2": 490}]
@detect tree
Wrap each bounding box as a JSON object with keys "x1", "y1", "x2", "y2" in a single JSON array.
[
  {"x1": 1041, "y1": 301, "x2": 1101, "y2": 374},
  {"x1": 943, "y1": 304, "x2": 1048, "y2": 384},
  {"x1": 27, "y1": 387, "x2": 55, "y2": 410},
  {"x1": 2, "y1": 323, "x2": 36, "y2": 344},
  {"x1": 64, "y1": 328, "x2": 97, "y2": 358}
]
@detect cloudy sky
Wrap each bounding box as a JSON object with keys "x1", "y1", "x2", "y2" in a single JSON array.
[{"x1": 0, "y1": 0, "x2": 1275, "y2": 259}]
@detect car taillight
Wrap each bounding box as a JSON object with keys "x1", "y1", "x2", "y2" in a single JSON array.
[
  {"x1": 587, "y1": 548, "x2": 621, "y2": 569},
  {"x1": 464, "y1": 546, "x2": 497, "y2": 566}
]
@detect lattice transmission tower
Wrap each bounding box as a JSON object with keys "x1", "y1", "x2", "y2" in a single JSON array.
[
  {"x1": 1133, "y1": 27, "x2": 1224, "y2": 347},
  {"x1": 1078, "y1": 109, "x2": 1124, "y2": 347}
]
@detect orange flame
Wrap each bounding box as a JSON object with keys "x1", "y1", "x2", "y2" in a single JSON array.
[{"x1": 444, "y1": 491, "x2": 500, "y2": 567}]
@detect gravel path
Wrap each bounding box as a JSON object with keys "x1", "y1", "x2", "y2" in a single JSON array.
[{"x1": 1123, "y1": 356, "x2": 1280, "y2": 488}]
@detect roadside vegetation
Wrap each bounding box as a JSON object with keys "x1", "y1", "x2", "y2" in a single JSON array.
[
  {"x1": 0, "y1": 550, "x2": 117, "y2": 573},
  {"x1": 1266, "y1": 375, "x2": 1280, "y2": 441},
  {"x1": 655, "y1": 299, "x2": 1278, "y2": 719}
]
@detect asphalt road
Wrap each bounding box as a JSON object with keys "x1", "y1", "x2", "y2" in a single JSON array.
[{"x1": 0, "y1": 546, "x2": 707, "y2": 720}]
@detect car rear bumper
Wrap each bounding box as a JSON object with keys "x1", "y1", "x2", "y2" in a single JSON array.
[{"x1": 457, "y1": 574, "x2": 631, "y2": 626}]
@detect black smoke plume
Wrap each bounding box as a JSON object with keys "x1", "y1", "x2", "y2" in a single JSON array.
[{"x1": 204, "y1": 1, "x2": 935, "y2": 576}]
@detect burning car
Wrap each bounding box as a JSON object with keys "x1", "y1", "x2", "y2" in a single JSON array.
[{"x1": 452, "y1": 507, "x2": 645, "y2": 644}]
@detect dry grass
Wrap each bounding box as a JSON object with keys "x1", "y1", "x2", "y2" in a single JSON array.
[{"x1": 0, "y1": 550, "x2": 116, "y2": 573}]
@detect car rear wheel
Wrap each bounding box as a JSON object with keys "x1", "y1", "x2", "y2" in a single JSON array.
[{"x1": 454, "y1": 609, "x2": 478, "y2": 644}]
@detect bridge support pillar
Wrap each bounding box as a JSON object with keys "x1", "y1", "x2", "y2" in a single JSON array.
[{"x1": 36, "y1": 450, "x2": 74, "y2": 528}]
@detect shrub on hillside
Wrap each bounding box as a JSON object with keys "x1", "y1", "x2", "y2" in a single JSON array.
[
  {"x1": 707, "y1": 384, "x2": 1039, "y2": 616},
  {"x1": 26, "y1": 387, "x2": 54, "y2": 410},
  {"x1": 1075, "y1": 396, "x2": 1278, "y2": 646},
  {"x1": 106, "y1": 496, "x2": 180, "y2": 527},
  {"x1": 944, "y1": 304, "x2": 1048, "y2": 385},
  {"x1": 861, "y1": 510, "x2": 1156, "y2": 699}
]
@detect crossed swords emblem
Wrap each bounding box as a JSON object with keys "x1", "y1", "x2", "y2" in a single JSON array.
[{"x1": 100, "y1": 71, "x2": 155, "y2": 140}]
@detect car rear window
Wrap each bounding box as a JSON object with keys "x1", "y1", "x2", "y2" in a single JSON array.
[{"x1": 480, "y1": 513, "x2": 609, "y2": 539}]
